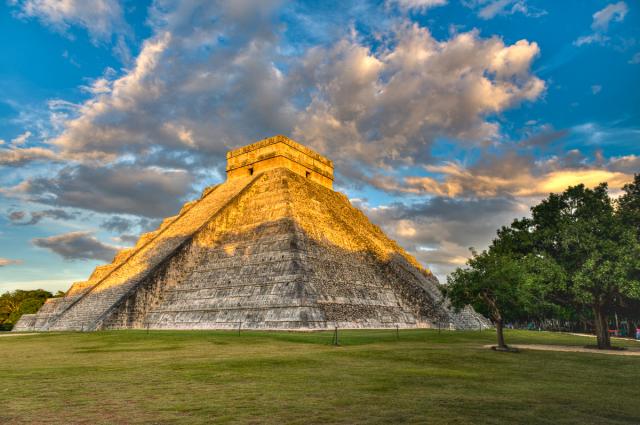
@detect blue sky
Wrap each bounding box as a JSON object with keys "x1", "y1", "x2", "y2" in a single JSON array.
[{"x1": 0, "y1": 0, "x2": 638, "y2": 292}]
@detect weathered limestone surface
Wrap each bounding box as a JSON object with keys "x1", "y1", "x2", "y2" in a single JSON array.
[
  {"x1": 226, "y1": 134, "x2": 334, "y2": 189},
  {"x1": 15, "y1": 135, "x2": 489, "y2": 332}
]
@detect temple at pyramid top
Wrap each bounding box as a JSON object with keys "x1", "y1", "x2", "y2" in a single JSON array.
[{"x1": 226, "y1": 135, "x2": 334, "y2": 189}]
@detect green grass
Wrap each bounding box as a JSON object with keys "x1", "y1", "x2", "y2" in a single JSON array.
[{"x1": 1, "y1": 329, "x2": 639, "y2": 424}]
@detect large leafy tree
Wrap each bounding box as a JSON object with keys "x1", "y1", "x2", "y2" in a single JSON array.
[
  {"x1": 617, "y1": 174, "x2": 640, "y2": 338},
  {"x1": 447, "y1": 178, "x2": 640, "y2": 350},
  {"x1": 529, "y1": 183, "x2": 640, "y2": 349}
]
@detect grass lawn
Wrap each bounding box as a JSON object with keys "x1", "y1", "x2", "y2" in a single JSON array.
[{"x1": 1, "y1": 329, "x2": 639, "y2": 424}]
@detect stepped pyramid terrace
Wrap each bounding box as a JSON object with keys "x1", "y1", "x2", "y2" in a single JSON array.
[{"x1": 15, "y1": 135, "x2": 488, "y2": 332}]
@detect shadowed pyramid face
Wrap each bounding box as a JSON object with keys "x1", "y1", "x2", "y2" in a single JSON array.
[{"x1": 14, "y1": 136, "x2": 489, "y2": 332}]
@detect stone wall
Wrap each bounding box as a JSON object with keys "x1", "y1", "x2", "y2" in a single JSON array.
[{"x1": 226, "y1": 135, "x2": 334, "y2": 189}]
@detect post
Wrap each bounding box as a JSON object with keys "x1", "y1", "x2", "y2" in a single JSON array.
[
  {"x1": 477, "y1": 317, "x2": 482, "y2": 332},
  {"x1": 238, "y1": 321, "x2": 242, "y2": 336},
  {"x1": 332, "y1": 326, "x2": 339, "y2": 346},
  {"x1": 396, "y1": 325, "x2": 399, "y2": 340}
]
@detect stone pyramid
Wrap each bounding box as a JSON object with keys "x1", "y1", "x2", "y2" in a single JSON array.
[{"x1": 15, "y1": 136, "x2": 488, "y2": 331}]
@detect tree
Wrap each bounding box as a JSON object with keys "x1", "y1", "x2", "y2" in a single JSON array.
[
  {"x1": 445, "y1": 244, "x2": 563, "y2": 350},
  {"x1": 618, "y1": 174, "x2": 640, "y2": 238},
  {"x1": 529, "y1": 183, "x2": 640, "y2": 349},
  {"x1": 0, "y1": 290, "x2": 53, "y2": 331},
  {"x1": 616, "y1": 174, "x2": 640, "y2": 339}
]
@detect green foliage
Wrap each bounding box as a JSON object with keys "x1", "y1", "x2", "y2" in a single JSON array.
[
  {"x1": 617, "y1": 174, "x2": 640, "y2": 321},
  {"x1": 618, "y1": 174, "x2": 640, "y2": 237},
  {"x1": 446, "y1": 249, "x2": 528, "y2": 323},
  {"x1": 0, "y1": 290, "x2": 53, "y2": 331},
  {"x1": 446, "y1": 243, "x2": 564, "y2": 348},
  {"x1": 528, "y1": 182, "x2": 640, "y2": 348},
  {"x1": 446, "y1": 175, "x2": 640, "y2": 349}
]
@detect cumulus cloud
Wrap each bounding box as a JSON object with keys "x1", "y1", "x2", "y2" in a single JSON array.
[
  {"x1": 11, "y1": 0, "x2": 128, "y2": 42},
  {"x1": 32, "y1": 231, "x2": 118, "y2": 261},
  {"x1": 3, "y1": 3, "x2": 545, "y2": 219},
  {"x1": 49, "y1": 1, "x2": 289, "y2": 164},
  {"x1": 8, "y1": 209, "x2": 77, "y2": 225},
  {"x1": 13, "y1": 164, "x2": 194, "y2": 218},
  {"x1": 294, "y1": 24, "x2": 544, "y2": 168},
  {"x1": 359, "y1": 196, "x2": 529, "y2": 279},
  {"x1": 0, "y1": 258, "x2": 23, "y2": 267},
  {"x1": 2, "y1": 1, "x2": 293, "y2": 220}
]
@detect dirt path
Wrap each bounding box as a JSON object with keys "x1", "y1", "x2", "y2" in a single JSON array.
[
  {"x1": 0, "y1": 333, "x2": 34, "y2": 338},
  {"x1": 485, "y1": 344, "x2": 640, "y2": 356}
]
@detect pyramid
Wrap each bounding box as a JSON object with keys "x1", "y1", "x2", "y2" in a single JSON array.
[{"x1": 14, "y1": 136, "x2": 488, "y2": 331}]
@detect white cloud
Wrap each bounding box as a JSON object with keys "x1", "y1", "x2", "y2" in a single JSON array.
[
  {"x1": 574, "y1": 33, "x2": 609, "y2": 47},
  {"x1": 575, "y1": 2, "x2": 628, "y2": 47},
  {"x1": 5, "y1": 2, "x2": 544, "y2": 220},
  {"x1": 47, "y1": 1, "x2": 291, "y2": 165},
  {"x1": 629, "y1": 52, "x2": 640, "y2": 64},
  {"x1": 294, "y1": 24, "x2": 544, "y2": 167},
  {"x1": 464, "y1": 0, "x2": 546, "y2": 20},
  {"x1": 592, "y1": 1, "x2": 628, "y2": 31},
  {"x1": 392, "y1": 0, "x2": 448, "y2": 11},
  {"x1": 10, "y1": 131, "x2": 32, "y2": 146},
  {"x1": 12, "y1": 0, "x2": 127, "y2": 42},
  {"x1": 479, "y1": 0, "x2": 515, "y2": 19},
  {"x1": 591, "y1": 84, "x2": 602, "y2": 94}
]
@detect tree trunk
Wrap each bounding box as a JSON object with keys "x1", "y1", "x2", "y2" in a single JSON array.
[
  {"x1": 495, "y1": 319, "x2": 508, "y2": 349},
  {"x1": 593, "y1": 306, "x2": 611, "y2": 349}
]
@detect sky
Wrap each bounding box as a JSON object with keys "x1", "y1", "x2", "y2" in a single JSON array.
[{"x1": 0, "y1": 0, "x2": 638, "y2": 293}]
